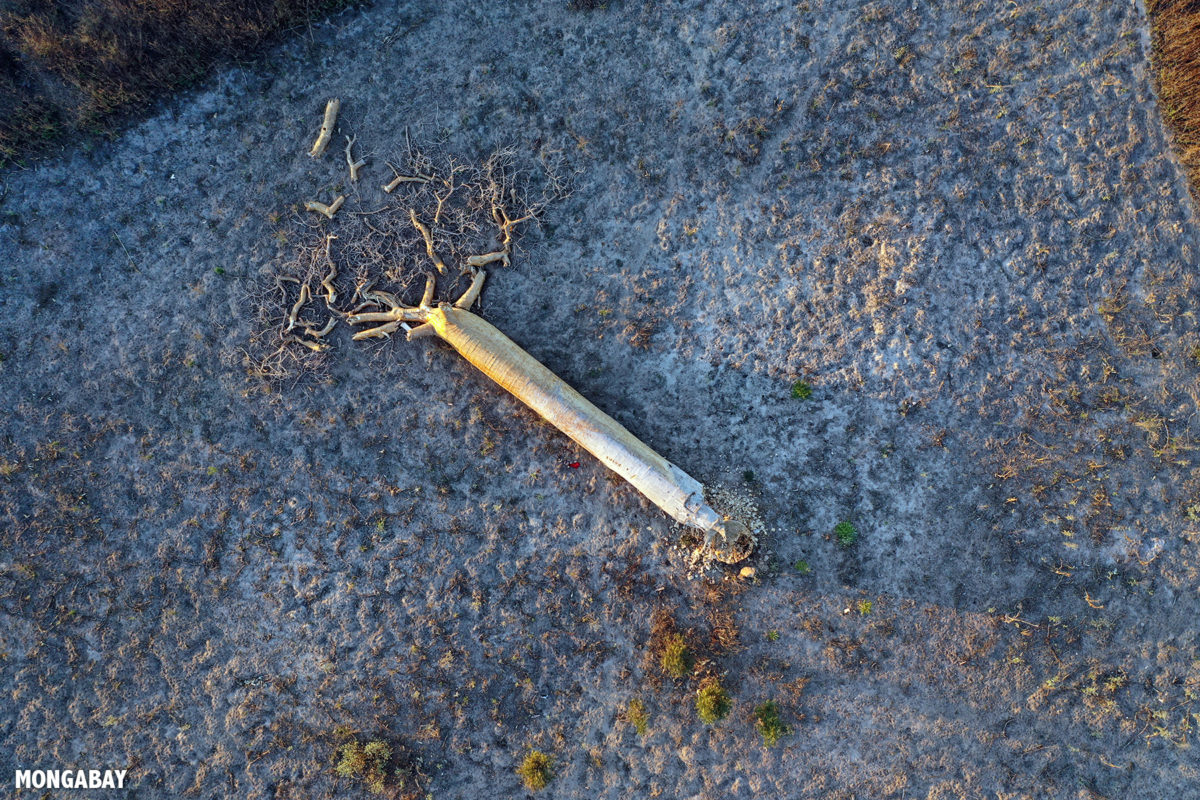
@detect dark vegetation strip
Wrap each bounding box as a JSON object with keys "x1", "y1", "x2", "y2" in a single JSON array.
[
  {"x1": 1, "y1": 0, "x2": 1199, "y2": 201},
  {"x1": 0, "y1": 0, "x2": 355, "y2": 164},
  {"x1": 1148, "y1": 0, "x2": 1200, "y2": 199}
]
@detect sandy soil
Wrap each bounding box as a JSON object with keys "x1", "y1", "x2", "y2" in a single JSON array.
[{"x1": 3, "y1": 0, "x2": 1200, "y2": 797}]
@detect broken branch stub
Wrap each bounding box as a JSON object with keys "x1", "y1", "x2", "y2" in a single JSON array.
[
  {"x1": 309, "y1": 98, "x2": 340, "y2": 158},
  {"x1": 305, "y1": 195, "x2": 345, "y2": 219},
  {"x1": 345, "y1": 135, "x2": 366, "y2": 181},
  {"x1": 382, "y1": 172, "x2": 431, "y2": 193}
]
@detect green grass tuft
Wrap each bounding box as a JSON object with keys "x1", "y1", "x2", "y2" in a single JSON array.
[
  {"x1": 660, "y1": 632, "x2": 695, "y2": 679},
  {"x1": 754, "y1": 701, "x2": 791, "y2": 747},
  {"x1": 335, "y1": 738, "x2": 391, "y2": 795},
  {"x1": 626, "y1": 698, "x2": 649, "y2": 736},
  {"x1": 517, "y1": 750, "x2": 554, "y2": 791},
  {"x1": 696, "y1": 679, "x2": 732, "y2": 724}
]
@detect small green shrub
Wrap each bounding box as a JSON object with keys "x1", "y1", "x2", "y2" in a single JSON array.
[
  {"x1": 754, "y1": 701, "x2": 790, "y2": 747},
  {"x1": 627, "y1": 698, "x2": 649, "y2": 736},
  {"x1": 766, "y1": 630, "x2": 780, "y2": 642},
  {"x1": 791, "y1": 380, "x2": 813, "y2": 400},
  {"x1": 696, "y1": 680, "x2": 732, "y2": 725},
  {"x1": 794, "y1": 559, "x2": 811, "y2": 574},
  {"x1": 335, "y1": 738, "x2": 391, "y2": 795},
  {"x1": 660, "y1": 633, "x2": 694, "y2": 679},
  {"x1": 857, "y1": 599, "x2": 872, "y2": 615},
  {"x1": 834, "y1": 521, "x2": 857, "y2": 546},
  {"x1": 517, "y1": 750, "x2": 554, "y2": 791}
]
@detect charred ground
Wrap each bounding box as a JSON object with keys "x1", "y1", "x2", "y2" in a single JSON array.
[{"x1": 2, "y1": 1, "x2": 1200, "y2": 798}]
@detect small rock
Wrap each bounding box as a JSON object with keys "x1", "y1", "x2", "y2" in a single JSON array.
[{"x1": 739, "y1": 566, "x2": 756, "y2": 579}]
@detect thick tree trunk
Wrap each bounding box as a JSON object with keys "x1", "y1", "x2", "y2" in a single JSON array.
[{"x1": 429, "y1": 305, "x2": 723, "y2": 533}]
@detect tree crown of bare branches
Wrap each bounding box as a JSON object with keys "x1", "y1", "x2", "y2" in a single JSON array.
[{"x1": 250, "y1": 144, "x2": 567, "y2": 380}]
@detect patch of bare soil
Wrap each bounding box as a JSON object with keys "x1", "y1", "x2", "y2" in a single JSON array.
[{"x1": 2, "y1": 1, "x2": 1200, "y2": 798}]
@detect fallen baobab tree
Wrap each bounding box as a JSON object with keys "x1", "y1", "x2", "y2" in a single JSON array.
[
  {"x1": 346, "y1": 267, "x2": 754, "y2": 564},
  {"x1": 260, "y1": 144, "x2": 755, "y2": 566}
]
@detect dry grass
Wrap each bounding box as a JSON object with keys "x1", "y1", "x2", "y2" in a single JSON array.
[
  {"x1": 1148, "y1": 0, "x2": 1200, "y2": 197},
  {"x1": 0, "y1": 0, "x2": 355, "y2": 162}
]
